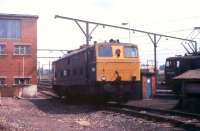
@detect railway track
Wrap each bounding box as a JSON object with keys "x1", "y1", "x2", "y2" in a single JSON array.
[
  {"x1": 101, "y1": 103, "x2": 200, "y2": 130},
  {"x1": 37, "y1": 81, "x2": 200, "y2": 130},
  {"x1": 38, "y1": 80, "x2": 52, "y2": 88},
  {"x1": 37, "y1": 80, "x2": 59, "y2": 98}
]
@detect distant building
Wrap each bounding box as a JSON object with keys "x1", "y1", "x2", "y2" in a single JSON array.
[{"x1": 0, "y1": 14, "x2": 38, "y2": 96}]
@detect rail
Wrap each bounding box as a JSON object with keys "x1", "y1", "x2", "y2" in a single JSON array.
[{"x1": 100, "y1": 103, "x2": 200, "y2": 130}]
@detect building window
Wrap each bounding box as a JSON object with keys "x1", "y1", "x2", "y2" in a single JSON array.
[
  {"x1": 0, "y1": 20, "x2": 21, "y2": 38},
  {"x1": 14, "y1": 45, "x2": 31, "y2": 55},
  {"x1": 0, "y1": 78, "x2": 5, "y2": 85},
  {"x1": 0, "y1": 44, "x2": 6, "y2": 55},
  {"x1": 15, "y1": 78, "x2": 31, "y2": 85}
]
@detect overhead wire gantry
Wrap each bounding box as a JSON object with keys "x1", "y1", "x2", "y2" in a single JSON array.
[{"x1": 54, "y1": 15, "x2": 197, "y2": 88}]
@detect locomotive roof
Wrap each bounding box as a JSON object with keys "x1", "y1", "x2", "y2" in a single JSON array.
[
  {"x1": 54, "y1": 45, "x2": 93, "y2": 63},
  {"x1": 166, "y1": 55, "x2": 200, "y2": 60},
  {"x1": 54, "y1": 42, "x2": 138, "y2": 63},
  {"x1": 97, "y1": 42, "x2": 138, "y2": 47}
]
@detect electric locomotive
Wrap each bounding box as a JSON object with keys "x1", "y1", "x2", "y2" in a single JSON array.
[
  {"x1": 165, "y1": 54, "x2": 200, "y2": 95},
  {"x1": 52, "y1": 40, "x2": 141, "y2": 102}
]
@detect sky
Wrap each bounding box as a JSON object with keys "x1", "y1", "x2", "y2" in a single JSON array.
[{"x1": 0, "y1": 0, "x2": 200, "y2": 69}]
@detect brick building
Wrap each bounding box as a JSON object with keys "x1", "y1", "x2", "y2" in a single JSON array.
[{"x1": 0, "y1": 14, "x2": 38, "y2": 96}]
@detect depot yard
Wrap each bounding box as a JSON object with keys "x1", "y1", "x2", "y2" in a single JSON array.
[
  {"x1": 0, "y1": 13, "x2": 199, "y2": 131},
  {"x1": 0, "y1": 89, "x2": 186, "y2": 131}
]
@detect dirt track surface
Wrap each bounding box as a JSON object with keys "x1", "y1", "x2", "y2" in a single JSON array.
[{"x1": 0, "y1": 94, "x2": 185, "y2": 131}]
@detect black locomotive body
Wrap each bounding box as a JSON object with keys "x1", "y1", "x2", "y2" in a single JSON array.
[{"x1": 165, "y1": 54, "x2": 200, "y2": 94}]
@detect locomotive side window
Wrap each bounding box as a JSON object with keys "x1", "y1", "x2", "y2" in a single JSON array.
[
  {"x1": 67, "y1": 58, "x2": 70, "y2": 64},
  {"x1": 67, "y1": 69, "x2": 71, "y2": 76},
  {"x1": 176, "y1": 61, "x2": 180, "y2": 68},
  {"x1": 60, "y1": 71, "x2": 64, "y2": 77},
  {"x1": 98, "y1": 46, "x2": 112, "y2": 57},
  {"x1": 73, "y1": 68, "x2": 77, "y2": 75},
  {"x1": 124, "y1": 47, "x2": 137, "y2": 57},
  {"x1": 165, "y1": 61, "x2": 170, "y2": 67},
  {"x1": 79, "y1": 67, "x2": 83, "y2": 75},
  {"x1": 63, "y1": 70, "x2": 67, "y2": 76}
]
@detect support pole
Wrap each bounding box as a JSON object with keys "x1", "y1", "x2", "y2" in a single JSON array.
[
  {"x1": 22, "y1": 56, "x2": 25, "y2": 78},
  {"x1": 153, "y1": 35, "x2": 157, "y2": 73},
  {"x1": 148, "y1": 34, "x2": 161, "y2": 89},
  {"x1": 194, "y1": 41, "x2": 198, "y2": 54},
  {"x1": 86, "y1": 23, "x2": 89, "y2": 83}
]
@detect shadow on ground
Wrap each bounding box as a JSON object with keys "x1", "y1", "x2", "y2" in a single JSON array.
[{"x1": 29, "y1": 98, "x2": 100, "y2": 115}]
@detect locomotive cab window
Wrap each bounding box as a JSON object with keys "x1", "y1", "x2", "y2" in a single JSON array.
[
  {"x1": 98, "y1": 46, "x2": 112, "y2": 57},
  {"x1": 124, "y1": 47, "x2": 137, "y2": 57}
]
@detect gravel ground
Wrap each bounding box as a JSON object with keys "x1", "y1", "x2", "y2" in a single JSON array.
[{"x1": 0, "y1": 92, "x2": 185, "y2": 131}]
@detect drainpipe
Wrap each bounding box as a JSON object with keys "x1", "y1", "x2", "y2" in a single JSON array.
[{"x1": 22, "y1": 56, "x2": 25, "y2": 78}]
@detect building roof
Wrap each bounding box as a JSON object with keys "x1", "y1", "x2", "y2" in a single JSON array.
[
  {"x1": 0, "y1": 13, "x2": 38, "y2": 19},
  {"x1": 174, "y1": 69, "x2": 200, "y2": 80}
]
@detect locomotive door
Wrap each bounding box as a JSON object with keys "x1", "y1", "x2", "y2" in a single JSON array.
[{"x1": 146, "y1": 78, "x2": 151, "y2": 98}]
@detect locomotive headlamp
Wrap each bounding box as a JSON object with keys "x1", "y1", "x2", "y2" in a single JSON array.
[{"x1": 101, "y1": 75, "x2": 106, "y2": 81}]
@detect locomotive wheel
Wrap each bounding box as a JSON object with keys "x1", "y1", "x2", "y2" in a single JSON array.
[{"x1": 117, "y1": 96, "x2": 128, "y2": 104}]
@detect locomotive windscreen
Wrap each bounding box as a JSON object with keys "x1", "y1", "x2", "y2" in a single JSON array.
[
  {"x1": 98, "y1": 46, "x2": 112, "y2": 57},
  {"x1": 124, "y1": 47, "x2": 138, "y2": 57}
]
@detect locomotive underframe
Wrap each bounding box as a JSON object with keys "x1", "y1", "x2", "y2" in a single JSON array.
[{"x1": 53, "y1": 80, "x2": 141, "y2": 102}]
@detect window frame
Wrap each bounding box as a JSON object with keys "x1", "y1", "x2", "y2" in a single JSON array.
[
  {"x1": 165, "y1": 61, "x2": 170, "y2": 67},
  {"x1": 63, "y1": 70, "x2": 67, "y2": 76},
  {"x1": 0, "y1": 78, "x2": 6, "y2": 86},
  {"x1": 14, "y1": 78, "x2": 31, "y2": 85},
  {"x1": 0, "y1": 19, "x2": 21, "y2": 39},
  {"x1": 14, "y1": 43, "x2": 32, "y2": 55},
  {"x1": 176, "y1": 60, "x2": 180, "y2": 68},
  {"x1": 123, "y1": 46, "x2": 138, "y2": 58},
  {"x1": 0, "y1": 44, "x2": 6, "y2": 55},
  {"x1": 73, "y1": 68, "x2": 77, "y2": 76},
  {"x1": 67, "y1": 69, "x2": 71, "y2": 77},
  {"x1": 79, "y1": 67, "x2": 83, "y2": 75},
  {"x1": 98, "y1": 46, "x2": 113, "y2": 57}
]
